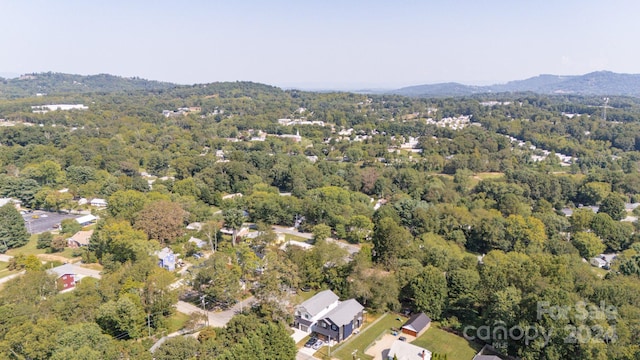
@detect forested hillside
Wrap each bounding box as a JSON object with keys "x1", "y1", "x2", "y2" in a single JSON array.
[
  {"x1": 0, "y1": 72, "x2": 176, "y2": 99},
  {"x1": 2, "y1": 81, "x2": 640, "y2": 359}
]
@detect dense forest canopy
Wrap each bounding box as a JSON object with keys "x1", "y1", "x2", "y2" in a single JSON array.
[{"x1": 2, "y1": 77, "x2": 640, "y2": 359}]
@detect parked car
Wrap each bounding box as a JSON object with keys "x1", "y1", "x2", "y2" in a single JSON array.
[
  {"x1": 399, "y1": 336, "x2": 407, "y2": 342},
  {"x1": 304, "y1": 337, "x2": 318, "y2": 348},
  {"x1": 312, "y1": 340, "x2": 324, "y2": 350}
]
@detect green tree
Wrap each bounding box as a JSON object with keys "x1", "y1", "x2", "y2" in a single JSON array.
[
  {"x1": 37, "y1": 231, "x2": 54, "y2": 249},
  {"x1": 96, "y1": 294, "x2": 146, "y2": 339},
  {"x1": 61, "y1": 218, "x2": 82, "y2": 235},
  {"x1": 347, "y1": 215, "x2": 373, "y2": 243},
  {"x1": 108, "y1": 189, "x2": 148, "y2": 223},
  {"x1": 598, "y1": 193, "x2": 626, "y2": 221},
  {"x1": 50, "y1": 323, "x2": 118, "y2": 360},
  {"x1": 153, "y1": 336, "x2": 200, "y2": 360},
  {"x1": 571, "y1": 232, "x2": 605, "y2": 259},
  {"x1": 0, "y1": 203, "x2": 29, "y2": 252},
  {"x1": 223, "y1": 208, "x2": 245, "y2": 246},
  {"x1": 570, "y1": 208, "x2": 595, "y2": 232},
  {"x1": 90, "y1": 220, "x2": 149, "y2": 263},
  {"x1": 372, "y1": 217, "x2": 411, "y2": 269},
  {"x1": 410, "y1": 265, "x2": 447, "y2": 319},
  {"x1": 194, "y1": 252, "x2": 241, "y2": 307},
  {"x1": 311, "y1": 223, "x2": 332, "y2": 243}
]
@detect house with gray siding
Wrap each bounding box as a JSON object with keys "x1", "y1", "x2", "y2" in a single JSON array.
[{"x1": 312, "y1": 299, "x2": 364, "y2": 343}]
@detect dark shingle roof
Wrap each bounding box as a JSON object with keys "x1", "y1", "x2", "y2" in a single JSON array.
[{"x1": 402, "y1": 312, "x2": 431, "y2": 333}]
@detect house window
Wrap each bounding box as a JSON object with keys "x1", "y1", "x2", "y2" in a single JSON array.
[
  {"x1": 305, "y1": 314, "x2": 310, "y2": 320},
  {"x1": 321, "y1": 322, "x2": 327, "y2": 328},
  {"x1": 331, "y1": 324, "x2": 338, "y2": 331}
]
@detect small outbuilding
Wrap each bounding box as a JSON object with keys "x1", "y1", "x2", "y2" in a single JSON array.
[
  {"x1": 67, "y1": 229, "x2": 94, "y2": 248},
  {"x1": 401, "y1": 312, "x2": 431, "y2": 337}
]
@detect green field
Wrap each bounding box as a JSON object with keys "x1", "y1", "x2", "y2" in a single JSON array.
[
  {"x1": 411, "y1": 323, "x2": 481, "y2": 360},
  {"x1": 320, "y1": 313, "x2": 407, "y2": 360},
  {"x1": 166, "y1": 312, "x2": 191, "y2": 333},
  {"x1": 6, "y1": 234, "x2": 78, "y2": 260},
  {"x1": 0, "y1": 261, "x2": 18, "y2": 279}
]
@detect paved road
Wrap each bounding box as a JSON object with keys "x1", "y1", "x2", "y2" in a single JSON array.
[
  {"x1": 0, "y1": 271, "x2": 25, "y2": 285},
  {"x1": 176, "y1": 296, "x2": 255, "y2": 328}
]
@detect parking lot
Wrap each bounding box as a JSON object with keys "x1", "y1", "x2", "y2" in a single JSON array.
[{"x1": 22, "y1": 211, "x2": 81, "y2": 234}]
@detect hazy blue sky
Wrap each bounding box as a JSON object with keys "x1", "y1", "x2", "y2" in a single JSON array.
[{"x1": 1, "y1": 0, "x2": 639, "y2": 89}]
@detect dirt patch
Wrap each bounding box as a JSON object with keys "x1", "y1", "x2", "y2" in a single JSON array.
[{"x1": 36, "y1": 254, "x2": 80, "y2": 263}]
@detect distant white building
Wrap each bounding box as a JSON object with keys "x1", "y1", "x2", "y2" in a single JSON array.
[
  {"x1": 31, "y1": 104, "x2": 88, "y2": 113},
  {"x1": 76, "y1": 214, "x2": 98, "y2": 226},
  {"x1": 90, "y1": 198, "x2": 108, "y2": 207}
]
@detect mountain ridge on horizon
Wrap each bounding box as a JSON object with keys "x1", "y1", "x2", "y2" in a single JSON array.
[
  {"x1": 391, "y1": 70, "x2": 640, "y2": 97},
  {"x1": 3, "y1": 70, "x2": 640, "y2": 98}
]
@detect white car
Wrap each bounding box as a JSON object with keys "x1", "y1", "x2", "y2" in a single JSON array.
[{"x1": 312, "y1": 340, "x2": 324, "y2": 350}]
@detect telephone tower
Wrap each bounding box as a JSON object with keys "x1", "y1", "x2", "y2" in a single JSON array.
[{"x1": 602, "y1": 97, "x2": 609, "y2": 121}]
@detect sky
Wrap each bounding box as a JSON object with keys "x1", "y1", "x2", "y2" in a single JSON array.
[{"x1": 1, "y1": 0, "x2": 639, "y2": 90}]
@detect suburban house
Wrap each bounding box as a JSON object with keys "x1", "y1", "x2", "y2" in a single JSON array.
[
  {"x1": 295, "y1": 290, "x2": 340, "y2": 332},
  {"x1": 67, "y1": 229, "x2": 94, "y2": 248},
  {"x1": 90, "y1": 198, "x2": 108, "y2": 207},
  {"x1": 472, "y1": 344, "x2": 511, "y2": 360},
  {"x1": 186, "y1": 222, "x2": 203, "y2": 231},
  {"x1": 313, "y1": 299, "x2": 364, "y2": 343},
  {"x1": 75, "y1": 214, "x2": 98, "y2": 226},
  {"x1": 155, "y1": 247, "x2": 177, "y2": 271},
  {"x1": 401, "y1": 312, "x2": 431, "y2": 337},
  {"x1": 590, "y1": 253, "x2": 617, "y2": 269},
  {"x1": 294, "y1": 290, "x2": 364, "y2": 343},
  {"x1": 47, "y1": 263, "x2": 102, "y2": 292},
  {"x1": 188, "y1": 236, "x2": 207, "y2": 249},
  {"x1": 386, "y1": 340, "x2": 431, "y2": 360}
]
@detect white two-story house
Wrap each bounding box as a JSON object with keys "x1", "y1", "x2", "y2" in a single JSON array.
[{"x1": 294, "y1": 290, "x2": 339, "y2": 332}]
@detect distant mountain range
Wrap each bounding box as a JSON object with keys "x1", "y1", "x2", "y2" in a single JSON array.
[
  {"x1": 0, "y1": 72, "x2": 175, "y2": 98},
  {"x1": 3, "y1": 70, "x2": 640, "y2": 99},
  {"x1": 391, "y1": 71, "x2": 640, "y2": 97}
]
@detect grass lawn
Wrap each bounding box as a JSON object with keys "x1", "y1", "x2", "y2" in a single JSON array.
[
  {"x1": 469, "y1": 172, "x2": 504, "y2": 187},
  {"x1": 294, "y1": 288, "x2": 319, "y2": 303},
  {"x1": 321, "y1": 313, "x2": 407, "y2": 360},
  {"x1": 166, "y1": 312, "x2": 191, "y2": 333},
  {"x1": 7, "y1": 234, "x2": 79, "y2": 261},
  {"x1": 411, "y1": 323, "x2": 482, "y2": 360},
  {"x1": 0, "y1": 261, "x2": 19, "y2": 279},
  {"x1": 6, "y1": 234, "x2": 41, "y2": 256},
  {"x1": 284, "y1": 234, "x2": 311, "y2": 242}
]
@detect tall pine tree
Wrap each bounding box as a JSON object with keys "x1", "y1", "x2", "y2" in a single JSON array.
[{"x1": 0, "y1": 203, "x2": 29, "y2": 252}]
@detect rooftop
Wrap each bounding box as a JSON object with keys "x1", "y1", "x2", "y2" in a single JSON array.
[
  {"x1": 299, "y1": 289, "x2": 339, "y2": 317},
  {"x1": 402, "y1": 312, "x2": 431, "y2": 333},
  {"x1": 324, "y1": 299, "x2": 364, "y2": 326},
  {"x1": 387, "y1": 339, "x2": 431, "y2": 360},
  {"x1": 47, "y1": 263, "x2": 102, "y2": 279}
]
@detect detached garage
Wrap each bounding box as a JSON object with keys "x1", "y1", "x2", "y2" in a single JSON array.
[{"x1": 401, "y1": 312, "x2": 431, "y2": 337}]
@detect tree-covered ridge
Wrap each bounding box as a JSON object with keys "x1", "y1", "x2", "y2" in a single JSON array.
[
  {"x1": 3, "y1": 81, "x2": 640, "y2": 358},
  {"x1": 0, "y1": 72, "x2": 176, "y2": 99}
]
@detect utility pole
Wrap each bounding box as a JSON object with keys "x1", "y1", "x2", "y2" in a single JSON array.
[{"x1": 200, "y1": 295, "x2": 209, "y2": 327}]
